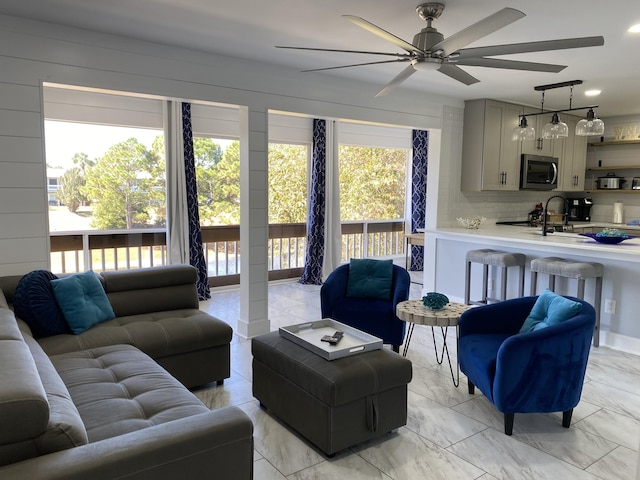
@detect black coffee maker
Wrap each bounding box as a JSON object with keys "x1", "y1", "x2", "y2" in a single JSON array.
[{"x1": 568, "y1": 197, "x2": 593, "y2": 221}]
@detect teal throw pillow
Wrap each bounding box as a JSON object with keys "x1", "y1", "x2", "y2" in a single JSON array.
[
  {"x1": 50, "y1": 271, "x2": 115, "y2": 334},
  {"x1": 346, "y1": 258, "x2": 393, "y2": 300},
  {"x1": 519, "y1": 289, "x2": 582, "y2": 333}
]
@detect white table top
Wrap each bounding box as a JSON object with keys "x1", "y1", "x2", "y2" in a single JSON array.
[{"x1": 396, "y1": 300, "x2": 472, "y2": 327}]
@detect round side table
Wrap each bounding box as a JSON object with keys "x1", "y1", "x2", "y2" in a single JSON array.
[{"x1": 396, "y1": 299, "x2": 472, "y2": 387}]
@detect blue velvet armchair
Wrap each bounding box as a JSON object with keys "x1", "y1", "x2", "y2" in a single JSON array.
[
  {"x1": 320, "y1": 263, "x2": 410, "y2": 352},
  {"x1": 458, "y1": 295, "x2": 596, "y2": 435}
]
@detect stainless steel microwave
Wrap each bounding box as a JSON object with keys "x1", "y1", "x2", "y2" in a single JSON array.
[{"x1": 520, "y1": 154, "x2": 558, "y2": 190}]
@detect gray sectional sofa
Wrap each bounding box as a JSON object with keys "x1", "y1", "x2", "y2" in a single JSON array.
[{"x1": 0, "y1": 264, "x2": 253, "y2": 479}]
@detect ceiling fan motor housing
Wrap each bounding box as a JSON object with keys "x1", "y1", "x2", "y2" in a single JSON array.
[{"x1": 412, "y1": 28, "x2": 444, "y2": 53}]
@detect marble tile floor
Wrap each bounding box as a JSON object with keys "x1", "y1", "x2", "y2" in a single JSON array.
[{"x1": 195, "y1": 280, "x2": 640, "y2": 480}]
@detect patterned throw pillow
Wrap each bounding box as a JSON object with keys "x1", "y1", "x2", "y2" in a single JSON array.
[{"x1": 13, "y1": 270, "x2": 70, "y2": 338}]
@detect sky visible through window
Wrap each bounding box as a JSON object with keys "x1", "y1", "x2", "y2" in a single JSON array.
[{"x1": 44, "y1": 121, "x2": 161, "y2": 169}]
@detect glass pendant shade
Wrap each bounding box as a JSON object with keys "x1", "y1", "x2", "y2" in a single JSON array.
[
  {"x1": 512, "y1": 116, "x2": 536, "y2": 141},
  {"x1": 575, "y1": 108, "x2": 605, "y2": 136},
  {"x1": 542, "y1": 113, "x2": 569, "y2": 139}
]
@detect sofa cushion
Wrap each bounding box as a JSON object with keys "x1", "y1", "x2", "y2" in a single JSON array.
[
  {"x1": 50, "y1": 344, "x2": 209, "y2": 442},
  {"x1": 23, "y1": 336, "x2": 89, "y2": 450},
  {"x1": 12, "y1": 270, "x2": 69, "y2": 338},
  {"x1": 51, "y1": 271, "x2": 116, "y2": 334},
  {"x1": 37, "y1": 309, "x2": 233, "y2": 359}
]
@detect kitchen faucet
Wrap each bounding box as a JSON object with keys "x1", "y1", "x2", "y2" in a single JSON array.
[{"x1": 542, "y1": 195, "x2": 570, "y2": 236}]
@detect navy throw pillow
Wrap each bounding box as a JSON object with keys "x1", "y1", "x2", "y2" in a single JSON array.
[{"x1": 13, "y1": 270, "x2": 70, "y2": 338}]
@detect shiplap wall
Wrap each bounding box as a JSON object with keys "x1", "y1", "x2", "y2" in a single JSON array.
[{"x1": 0, "y1": 13, "x2": 452, "y2": 276}]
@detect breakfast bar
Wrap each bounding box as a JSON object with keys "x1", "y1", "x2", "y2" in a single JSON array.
[{"x1": 422, "y1": 224, "x2": 640, "y2": 349}]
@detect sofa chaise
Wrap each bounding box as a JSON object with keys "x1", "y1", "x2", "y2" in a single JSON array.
[{"x1": 0, "y1": 264, "x2": 253, "y2": 479}]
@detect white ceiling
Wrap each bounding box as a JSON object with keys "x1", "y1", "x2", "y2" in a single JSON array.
[{"x1": 1, "y1": 0, "x2": 639, "y2": 118}]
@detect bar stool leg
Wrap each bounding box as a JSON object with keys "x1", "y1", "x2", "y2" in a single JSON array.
[
  {"x1": 500, "y1": 266, "x2": 508, "y2": 301},
  {"x1": 464, "y1": 261, "x2": 471, "y2": 305},
  {"x1": 482, "y1": 265, "x2": 489, "y2": 303},
  {"x1": 577, "y1": 279, "x2": 586, "y2": 299},
  {"x1": 593, "y1": 277, "x2": 602, "y2": 347},
  {"x1": 518, "y1": 265, "x2": 525, "y2": 297},
  {"x1": 530, "y1": 271, "x2": 538, "y2": 296}
]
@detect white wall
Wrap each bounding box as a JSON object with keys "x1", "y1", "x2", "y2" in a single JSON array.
[{"x1": 0, "y1": 13, "x2": 459, "y2": 276}]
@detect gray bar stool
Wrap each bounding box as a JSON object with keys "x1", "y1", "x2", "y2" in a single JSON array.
[
  {"x1": 530, "y1": 257, "x2": 603, "y2": 347},
  {"x1": 464, "y1": 249, "x2": 526, "y2": 306}
]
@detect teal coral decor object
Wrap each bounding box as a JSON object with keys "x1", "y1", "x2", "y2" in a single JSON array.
[{"x1": 422, "y1": 292, "x2": 449, "y2": 310}]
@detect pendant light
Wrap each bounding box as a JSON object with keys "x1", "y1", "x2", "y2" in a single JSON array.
[
  {"x1": 575, "y1": 107, "x2": 605, "y2": 136},
  {"x1": 511, "y1": 116, "x2": 535, "y2": 141},
  {"x1": 511, "y1": 80, "x2": 605, "y2": 141},
  {"x1": 542, "y1": 112, "x2": 569, "y2": 139}
]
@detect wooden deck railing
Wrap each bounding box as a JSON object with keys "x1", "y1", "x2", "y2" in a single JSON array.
[{"x1": 49, "y1": 220, "x2": 406, "y2": 285}]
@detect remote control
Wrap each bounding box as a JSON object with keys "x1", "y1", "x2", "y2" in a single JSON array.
[{"x1": 321, "y1": 331, "x2": 344, "y2": 345}]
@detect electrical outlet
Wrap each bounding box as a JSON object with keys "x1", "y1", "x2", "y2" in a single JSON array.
[{"x1": 604, "y1": 299, "x2": 616, "y2": 314}]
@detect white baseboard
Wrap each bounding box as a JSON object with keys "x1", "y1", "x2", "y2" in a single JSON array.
[{"x1": 600, "y1": 331, "x2": 640, "y2": 355}]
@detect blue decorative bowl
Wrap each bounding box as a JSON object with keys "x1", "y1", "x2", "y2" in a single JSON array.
[
  {"x1": 579, "y1": 233, "x2": 635, "y2": 245},
  {"x1": 422, "y1": 292, "x2": 449, "y2": 310}
]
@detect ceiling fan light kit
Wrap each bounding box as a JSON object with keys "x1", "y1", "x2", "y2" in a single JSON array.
[
  {"x1": 276, "y1": 3, "x2": 604, "y2": 97},
  {"x1": 512, "y1": 80, "x2": 606, "y2": 141}
]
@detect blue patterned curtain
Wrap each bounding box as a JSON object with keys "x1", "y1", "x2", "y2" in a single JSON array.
[
  {"x1": 181, "y1": 102, "x2": 211, "y2": 300},
  {"x1": 411, "y1": 130, "x2": 429, "y2": 271},
  {"x1": 299, "y1": 119, "x2": 326, "y2": 285}
]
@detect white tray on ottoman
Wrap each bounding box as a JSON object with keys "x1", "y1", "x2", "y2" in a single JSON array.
[{"x1": 278, "y1": 318, "x2": 383, "y2": 360}]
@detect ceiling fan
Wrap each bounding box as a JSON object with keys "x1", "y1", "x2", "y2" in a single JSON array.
[{"x1": 276, "y1": 3, "x2": 604, "y2": 96}]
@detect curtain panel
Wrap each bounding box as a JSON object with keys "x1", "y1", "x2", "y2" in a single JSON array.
[
  {"x1": 299, "y1": 119, "x2": 327, "y2": 285},
  {"x1": 181, "y1": 103, "x2": 211, "y2": 300},
  {"x1": 411, "y1": 129, "x2": 429, "y2": 271}
]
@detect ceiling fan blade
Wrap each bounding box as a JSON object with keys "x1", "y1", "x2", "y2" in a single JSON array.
[
  {"x1": 343, "y1": 15, "x2": 424, "y2": 54},
  {"x1": 375, "y1": 64, "x2": 417, "y2": 97},
  {"x1": 303, "y1": 59, "x2": 411, "y2": 72},
  {"x1": 454, "y1": 57, "x2": 566, "y2": 73},
  {"x1": 275, "y1": 46, "x2": 412, "y2": 58},
  {"x1": 456, "y1": 36, "x2": 605, "y2": 58},
  {"x1": 437, "y1": 64, "x2": 480, "y2": 85},
  {"x1": 430, "y1": 8, "x2": 525, "y2": 56}
]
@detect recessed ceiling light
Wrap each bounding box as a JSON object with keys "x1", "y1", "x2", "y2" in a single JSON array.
[
  {"x1": 629, "y1": 24, "x2": 640, "y2": 33},
  {"x1": 585, "y1": 89, "x2": 601, "y2": 96}
]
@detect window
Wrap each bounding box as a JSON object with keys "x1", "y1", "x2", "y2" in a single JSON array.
[
  {"x1": 268, "y1": 143, "x2": 308, "y2": 224},
  {"x1": 338, "y1": 145, "x2": 408, "y2": 221},
  {"x1": 44, "y1": 121, "x2": 165, "y2": 232}
]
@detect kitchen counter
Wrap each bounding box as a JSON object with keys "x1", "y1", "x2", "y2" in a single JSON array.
[
  {"x1": 421, "y1": 223, "x2": 640, "y2": 350},
  {"x1": 427, "y1": 223, "x2": 640, "y2": 263}
]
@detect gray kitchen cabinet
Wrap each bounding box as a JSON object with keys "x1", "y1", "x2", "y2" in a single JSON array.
[
  {"x1": 557, "y1": 114, "x2": 587, "y2": 191},
  {"x1": 462, "y1": 99, "x2": 522, "y2": 191}
]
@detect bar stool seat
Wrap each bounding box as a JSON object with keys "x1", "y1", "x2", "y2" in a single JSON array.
[
  {"x1": 530, "y1": 257, "x2": 603, "y2": 347},
  {"x1": 464, "y1": 249, "x2": 526, "y2": 306}
]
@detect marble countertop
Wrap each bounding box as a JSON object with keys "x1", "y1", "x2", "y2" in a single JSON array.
[{"x1": 426, "y1": 222, "x2": 640, "y2": 262}]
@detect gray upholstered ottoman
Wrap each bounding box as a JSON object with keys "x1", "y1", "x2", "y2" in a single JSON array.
[{"x1": 251, "y1": 331, "x2": 412, "y2": 456}]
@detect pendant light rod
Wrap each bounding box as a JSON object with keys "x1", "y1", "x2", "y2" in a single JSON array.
[
  {"x1": 534, "y1": 79, "x2": 583, "y2": 91},
  {"x1": 521, "y1": 104, "x2": 599, "y2": 119}
]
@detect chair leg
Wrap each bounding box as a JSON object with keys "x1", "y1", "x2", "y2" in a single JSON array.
[
  {"x1": 392, "y1": 344, "x2": 400, "y2": 353},
  {"x1": 468, "y1": 381, "x2": 475, "y2": 394},
  {"x1": 504, "y1": 413, "x2": 514, "y2": 436},
  {"x1": 562, "y1": 409, "x2": 573, "y2": 428}
]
